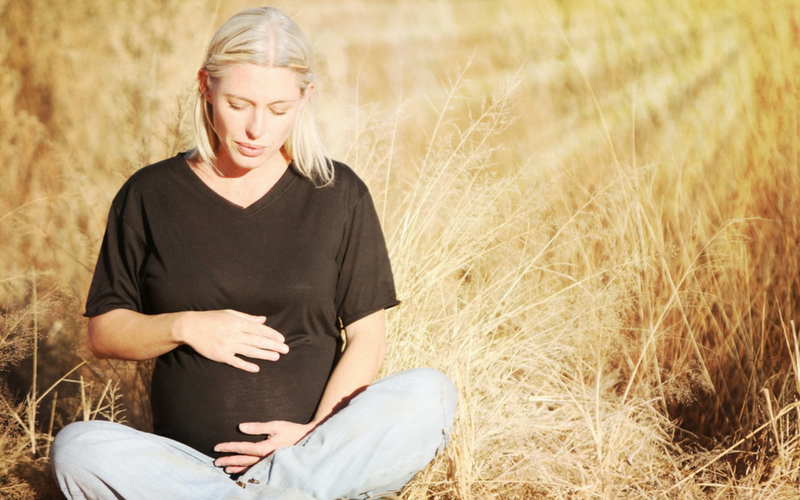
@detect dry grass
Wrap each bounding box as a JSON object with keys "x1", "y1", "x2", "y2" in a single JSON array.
[{"x1": 1, "y1": 0, "x2": 799, "y2": 498}]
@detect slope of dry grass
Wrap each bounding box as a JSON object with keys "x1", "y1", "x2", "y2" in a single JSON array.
[{"x1": 1, "y1": 0, "x2": 799, "y2": 498}]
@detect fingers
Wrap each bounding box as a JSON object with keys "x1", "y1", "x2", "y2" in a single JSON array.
[
  {"x1": 239, "y1": 321, "x2": 287, "y2": 345},
  {"x1": 214, "y1": 441, "x2": 261, "y2": 458},
  {"x1": 182, "y1": 310, "x2": 291, "y2": 371},
  {"x1": 214, "y1": 453, "x2": 262, "y2": 473},
  {"x1": 213, "y1": 421, "x2": 306, "y2": 473},
  {"x1": 239, "y1": 421, "x2": 278, "y2": 435},
  {"x1": 239, "y1": 335, "x2": 289, "y2": 356},
  {"x1": 224, "y1": 310, "x2": 288, "y2": 345},
  {"x1": 225, "y1": 309, "x2": 267, "y2": 323},
  {"x1": 221, "y1": 339, "x2": 286, "y2": 372},
  {"x1": 224, "y1": 354, "x2": 260, "y2": 373},
  {"x1": 224, "y1": 465, "x2": 249, "y2": 474},
  {"x1": 214, "y1": 441, "x2": 266, "y2": 456},
  {"x1": 232, "y1": 320, "x2": 289, "y2": 365},
  {"x1": 231, "y1": 314, "x2": 288, "y2": 351},
  {"x1": 235, "y1": 346, "x2": 279, "y2": 363}
]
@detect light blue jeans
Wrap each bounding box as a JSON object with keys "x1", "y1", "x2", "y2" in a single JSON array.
[{"x1": 51, "y1": 368, "x2": 457, "y2": 500}]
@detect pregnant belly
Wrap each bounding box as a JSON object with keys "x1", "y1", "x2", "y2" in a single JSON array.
[{"x1": 151, "y1": 341, "x2": 335, "y2": 457}]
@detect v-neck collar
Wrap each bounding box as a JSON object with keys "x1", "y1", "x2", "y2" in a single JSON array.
[{"x1": 179, "y1": 153, "x2": 298, "y2": 215}]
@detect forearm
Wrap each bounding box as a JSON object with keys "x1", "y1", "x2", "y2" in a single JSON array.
[
  {"x1": 88, "y1": 308, "x2": 287, "y2": 372},
  {"x1": 87, "y1": 309, "x2": 186, "y2": 361},
  {"x1": 311, "y1": 310, "x2": 387, "y2": 424}
]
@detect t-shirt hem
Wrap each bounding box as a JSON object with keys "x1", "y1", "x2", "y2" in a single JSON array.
[
  {"x1": 84, "y1": 304, "x2": 138, "y2": 318},
  {"x1": 340, "y1": 299, "x2": 401, "y2": 329}
]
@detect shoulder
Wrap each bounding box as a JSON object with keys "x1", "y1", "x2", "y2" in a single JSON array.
[
  {"x1": 112, "y1": 154, "x2": 187, "y2": 206},
  {"x1": 325, "y1": 160, "x2": 370, "y2": 200},
  {"x1": 313, "y1": 160, "x2": 374, "y2": 216},
  {"x1": 122, "y1": 154, "x2": 186, "y2": 188}
]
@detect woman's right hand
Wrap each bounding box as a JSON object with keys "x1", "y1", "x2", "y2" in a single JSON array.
[{"x1": 175, "y1": 310, "x2": 289, "y2": 372}]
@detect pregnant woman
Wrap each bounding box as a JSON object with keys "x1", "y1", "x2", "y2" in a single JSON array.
[{"x1": 51, "y1": 7, "x2": 457, "y2": 499}]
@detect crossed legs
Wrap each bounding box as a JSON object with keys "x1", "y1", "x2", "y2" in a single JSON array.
[{"x1": 51, "y1": 369, "x2": 457, "y2": 500}]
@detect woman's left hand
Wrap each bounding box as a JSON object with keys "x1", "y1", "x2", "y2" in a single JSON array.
[{"x1": 213, "y1": 420, "x2": 316, "y2": 474}]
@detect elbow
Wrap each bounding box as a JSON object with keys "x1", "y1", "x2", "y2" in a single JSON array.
[
  {"x1": 364, "y1": 332, "x2": 387, "y2": 374},
  {"x1": 344, "y1": 330, "x2": 386, "y2": 372},
  {"x1": 376, "y1": 335, "x2": 387, "y2": 367},
  {"x1": 86, "y1": 316, "x2": 111, "y2": 359},
  {"x1": 343, "y1": 309, "x2": 388, "y2": 372}
]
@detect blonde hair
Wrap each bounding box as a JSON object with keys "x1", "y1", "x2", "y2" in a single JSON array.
[{"x1": 191, "y1": 7, "x2": 332, "y2": 185}]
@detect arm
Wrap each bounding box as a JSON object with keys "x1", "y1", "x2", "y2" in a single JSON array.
[
  {"x1": 213, "y1": 308, "x2": 387, "y2": 473},
  {"x1": 310, "y1": 308, "x2": 387, "y2": 422},
  {"x1": 87, "y1": 308, "x2": 289, "y2": 373}
]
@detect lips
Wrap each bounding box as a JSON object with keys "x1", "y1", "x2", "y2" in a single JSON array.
[{"x1": 236, "y1": 141, "x2": 266, "y2": 157}]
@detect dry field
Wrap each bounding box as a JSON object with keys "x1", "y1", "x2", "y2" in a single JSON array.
[{"x1": 2, "y1": 0, "x2": 800, "y2": 498}]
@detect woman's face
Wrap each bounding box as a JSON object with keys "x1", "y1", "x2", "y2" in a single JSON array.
[{"x1": 203, "y1": 63, "x2": 310, "y2": 174}]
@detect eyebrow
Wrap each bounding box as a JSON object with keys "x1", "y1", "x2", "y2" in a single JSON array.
[{"x1": 224, "y1": 94, "x2": 296, "y2": 106}]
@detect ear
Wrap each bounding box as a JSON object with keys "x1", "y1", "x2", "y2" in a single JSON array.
[
  {"x1": 299, "y1": 82, "x2": 314, "y2": 110},
  {"x1": 198, "y1": 69, "x2": 211, "y2": 101}
]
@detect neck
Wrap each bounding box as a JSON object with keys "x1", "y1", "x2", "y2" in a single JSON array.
[
  {"x1": 211, "y1": 148, "x2": 291, "y2": 179},
  {"x1": 187, "y1": 150, "x2": 291, "y2": 209}
]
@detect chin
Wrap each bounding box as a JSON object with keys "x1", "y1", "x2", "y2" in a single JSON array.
[
  {"x1": 233, "y1": 155, "x2": 266, "y2": 169},
  {"x1": 221, "y1": 147, "x2": 269, "y2": 170}
]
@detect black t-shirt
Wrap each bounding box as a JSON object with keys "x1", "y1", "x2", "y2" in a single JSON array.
[{"x1": 85, "y1": 153, "x2": 399, "y2": 456}]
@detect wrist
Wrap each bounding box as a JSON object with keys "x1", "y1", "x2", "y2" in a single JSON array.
[{"x1": 170, "y1": 311, "x2": 192, "y2": 346}]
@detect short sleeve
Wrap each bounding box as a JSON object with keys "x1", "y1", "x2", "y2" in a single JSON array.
[
  {"x1": 84, "y1": 194, "x2": 148, "y2": 317},
  {"x1": 334, "y1": 188, "x2": 400, "y2": 328}
]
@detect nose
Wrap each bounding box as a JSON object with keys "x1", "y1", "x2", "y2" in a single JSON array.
[{"x1": 246, "y1": 109, "x2": 268, "y2": 139}]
